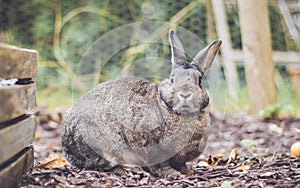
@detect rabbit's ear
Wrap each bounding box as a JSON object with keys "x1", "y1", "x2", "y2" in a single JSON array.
[
  {"x1": 191, "y1": 40, "x2": 222, "y2": 74},
  {"x1": 169, "y1": 30, "x2": 187, "y2": 67}
]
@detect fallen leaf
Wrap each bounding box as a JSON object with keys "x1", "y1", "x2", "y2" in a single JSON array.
[
  {"x1": 204, "y1": 155, "x2": 220, "y2": 166},
  {"x1": 234, "y1": 162, "x2": 250, "y2": 171},
  {"x1": 38, "y1": 154, "x2": 69, "y2": 169},
  {"x1": 47, "y1": 121, "x2": 59, "y2": 129},
  {"x1": 259, "y1": 171, "x2": 276, "y2": 177},
  {"x1": 35, "y1": 133, "x2": 41, "y2": 140},
  {"x1": 294, "y1": 128, "x2": 300, "y2": 134},
  {"x1": 268, "y1": 123, "x2": 283, "y2": 135},
  {"x1": 227, "y1": 148, "x2": 237, "y2": 165},
  {"x1": 214, "y1": 154, "x2": 224, "y2": 159},
  {"x1": 196, "y1": 161, "x2": 210, "y2": 167},
  {"x1": 240, "y1": 162, "x2": 250, "y2": 171}
]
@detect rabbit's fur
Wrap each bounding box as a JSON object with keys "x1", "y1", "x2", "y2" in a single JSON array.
[{"x1": 62, "y1": 30, "x2": 222, "y2": 177}]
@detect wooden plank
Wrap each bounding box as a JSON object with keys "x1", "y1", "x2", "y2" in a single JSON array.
[
  {"x1": 0, "y1": 147, "x2": 33, "y2": 188},
  {"x1": 231, "y1": 50, "x2": 300, "y2": 64},
  {"x1": 226, "y1": 0, "x2": 300, "y2": 9},
  {"x1": 212, "y1": 0, "x2": 239, "y2": 99},
  {"x1": 269, "y1": 0, "x2": 300, "y2": 9},
  {"x1": 272, "y1": 51, "x2": 300, "y2": 64},
  {"x1": 0, "y1": 116, "x2": 35, "y2": 164},
  {"x1": 278, "y1": 0, "x2": 300, "y2": 47},
  {"x1": 0, "y1": 83, "x2": 36, "y2": 123},
  {"x1": 0, "y1": 43, "x2": 37, "y2": 79}
]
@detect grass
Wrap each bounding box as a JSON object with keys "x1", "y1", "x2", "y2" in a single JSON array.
[
  {"x1": 37, "y1": 74, "x2": 300, "y2": 118},
  {"x1": 36, "y1": 88, "x2": 74, "y2": 112}
]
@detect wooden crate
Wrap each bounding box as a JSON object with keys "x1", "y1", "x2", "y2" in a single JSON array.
[{"x1": 0, "y1": 43, "x2": 37, "y2": 188}]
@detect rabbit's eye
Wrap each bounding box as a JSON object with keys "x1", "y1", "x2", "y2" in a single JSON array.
[{"x1": 171, "y1": 78, "x2": 174, "y2": 83}]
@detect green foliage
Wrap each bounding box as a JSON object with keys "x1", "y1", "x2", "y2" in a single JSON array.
[
  {"x1": 269, "y1": 6, "x2": 288, "y2": 51},
  {"x1": 226, "y1": 5, "x2": 242, "y2": 49},
  {"x1": 258, "y1": 67, "x2": 297, "y2": 120},
  {"x1": 180, "y1": 1, "x2": 207, "y2": 41},
  {"x1": 0, "y1": 0, "x2": 298, "y2": 109},
  {"x1": 0, "y1": 0, "x2": 39, "y2": 45},
  {"x1": 258, "y1": 103, "x2": 293, "y2": 120},
  {"x1": 259, "y1": 103, "x2": 281, "y2": 120},
  {"x1": 218, "y1": 65, "x2": 300, "y2": 117},
  {"x1": 220, "y1": 181, "x2": 232, "y2": 188},
  {"x1": 225, "y1": 4, "x2": 296, "y2": 51}
]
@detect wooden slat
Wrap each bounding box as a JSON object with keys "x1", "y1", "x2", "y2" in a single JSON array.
[
  {"x1": 212, "y1": 0, "x2": 239, "y2": 99},
  {"x1": 0, "y1": 83, "x2": 36, "y2": 123},
  {"x1": 231, "y1": 50, "x2": 300, "y2": 64},
  {"x1": 0, "y1": 43, "x2": 37, "y2": 79},
  {"x1": 272, "y1": 51, "x2": 300, "y2": 64},
  {"x1": 268, "y1": 0, "x2": 300, "y2": 8},
  {"x1": 226, "y1": 0, "x2": 299, "y2": 9},
  {"x1": 278, "y1": 0, "x2": 300, "y2": 47},
  {"x1": 0, "y1": 147, "x2": 33, "y2": 188},
  {"x1": 0, "y1": 116, "x2": 35, "y2": 164}
]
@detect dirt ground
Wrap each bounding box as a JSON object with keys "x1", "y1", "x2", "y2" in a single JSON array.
[{"x1": 19, "y1": 109, "x2": 300, "y2": 187}]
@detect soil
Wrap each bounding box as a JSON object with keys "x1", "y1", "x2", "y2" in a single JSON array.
[{"x1": 18, "y1": 109, "x2": 300, "y2": 187}]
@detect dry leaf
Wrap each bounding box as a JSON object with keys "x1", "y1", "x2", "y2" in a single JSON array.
[
  {"x1": 268, "y1": 123, "x2": 283, "y2": 135},
  {"x1": 234, "y1": 162, "x2": 250, "y2": 171},
  {"x1": 294, "y1": 128, "x2": 300, "y2": 134},
  {"x1": 204, "y1": 155, "x2": 221, "y2": 166},
  {"x1": 197, "y1": 161, "x2": 210, "y2": 167},
  {"x1": 240, "y1": 162, "x2": 250, "y2": 171},
  {"x1": 197, "y1": 154, "x2": 223, "y2": 166},
  {"x1": 35, "y1": 133, "x2": 41, "y2": 140},
  {"x1": 38, "y1": 155, "x2": 69, "y2": 169},
  {"x1": 47, "y1": 121, "x2": 59, "y2": 129},
  {"x1": 214, "y1": 154, "x2": 224, "y2": 159},
  {"x1": 259, "y1": 171, "x2": 276, "y2": 177},
  {"x1": 227, "y1": 148, "x2": 237, "y2": 165}
]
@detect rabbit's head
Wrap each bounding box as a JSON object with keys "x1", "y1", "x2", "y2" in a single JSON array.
[{"x1": 159, "y1": 30, "x2": 222, "y2": 116}]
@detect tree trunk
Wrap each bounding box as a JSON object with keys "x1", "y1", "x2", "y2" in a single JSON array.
[{"x1": 238, "y1": 0, "x2": 277, "y2": 114}]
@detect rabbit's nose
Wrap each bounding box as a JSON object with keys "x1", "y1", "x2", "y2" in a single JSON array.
[{"x1": 179, "y1": 92, "x2": 192, "y2": 99}]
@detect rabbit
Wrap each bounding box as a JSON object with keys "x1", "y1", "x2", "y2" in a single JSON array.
[{"x1": 61, "y1": 30, "x2": 222, "y2": 177}]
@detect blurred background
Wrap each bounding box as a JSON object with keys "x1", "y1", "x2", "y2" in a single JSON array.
[{"x1": 0, "y1": 0, "x2": 299, "y2": 118}]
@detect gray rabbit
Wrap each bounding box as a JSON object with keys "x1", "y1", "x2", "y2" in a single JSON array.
[{"x1": 61, "y1": 30, "x2": 222, "y2": 177}]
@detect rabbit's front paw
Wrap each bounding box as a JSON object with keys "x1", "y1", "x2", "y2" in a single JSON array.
[
  {"x1": 162, "y1": 167, "x2": 184, "y2": 178},
  {"x1": 147, "y1": 165, "x2": 183, "y2": 178}
]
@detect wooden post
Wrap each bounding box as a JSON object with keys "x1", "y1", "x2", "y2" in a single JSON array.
[
  {"x1": 211, "y1": 0, "x2": 239, "y2": 99},
  {"x1": 0, "y1": 44, "x2": 37, "y2": 188},
  {"x1": 238, "y1": 0, "x2": 277, "y2": 114}
]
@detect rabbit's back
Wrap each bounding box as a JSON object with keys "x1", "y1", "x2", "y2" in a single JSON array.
[{"x1": 62, "y1": 78, "x2": 166, "y2": 167}]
